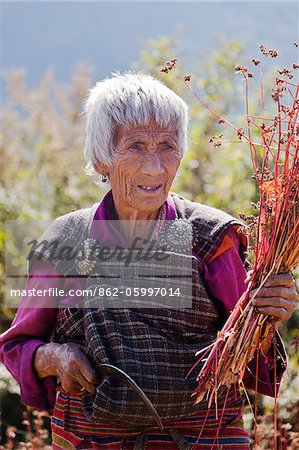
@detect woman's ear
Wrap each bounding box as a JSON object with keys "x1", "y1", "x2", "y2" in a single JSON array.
[{"x1": 94, "y1": 161, "x2": 109, "y2": 177}]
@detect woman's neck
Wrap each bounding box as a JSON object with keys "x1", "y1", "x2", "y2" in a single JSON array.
[{"x1": 115, "y1": 208, "x2": 161, "y2": 245}]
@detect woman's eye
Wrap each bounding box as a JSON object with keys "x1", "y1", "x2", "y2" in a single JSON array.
[
  {"x1": 129, "y1": 143, "x2": 142, "y2": 150},
  {"x1": 161, "y1": 143, "x2": 175, "y2": 151}
]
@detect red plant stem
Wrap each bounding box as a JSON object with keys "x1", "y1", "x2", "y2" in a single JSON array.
[
  {"x1": 177, "y1": 72, "x2": 260, "y2": 169},
  {"x1": 210, "y1": 387, "x2": 231, "y2": 450},
  {"x1": 254, "y1": 347, "x2": 260, "y2": 447},
  {"x1": 174, "y1": 58, "x2": 299, "y2": 449},
  {"x1": 279, "y1": 79, "x2": 299, "y2": 88},
  {"x1": 259, "y1": 67, "x2": 265, "y2": 119},
  {"x1": 246, "y1": 114, "x2": 292, "y2": 124},
  {"x1": 273, "y1": 330, "x2": 278, "y2": 450},
  {"x1": 194, "y1": 403, "x2": 213, "y2": 447},
  {"x1": 276, "y1": 96, "x2": 282, "y2": 172},
  {"x1": 245, "y1": 76, "x2": 258, "y2": 171},
  {"x1": 185, "y1": 343, "x2": 214, "y2": 378}
]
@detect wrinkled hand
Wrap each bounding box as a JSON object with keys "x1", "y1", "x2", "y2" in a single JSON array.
[
  {"x1": 34, "y1": 342, "x2": 100, "y2": 395},
  {"x1": 248, "y1": 273, "x2": 297, "y2": 326}
]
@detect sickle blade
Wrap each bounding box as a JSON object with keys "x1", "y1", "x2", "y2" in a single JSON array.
[{"x1": 98, "y1": 363, "x2": 164, "y2": 431}]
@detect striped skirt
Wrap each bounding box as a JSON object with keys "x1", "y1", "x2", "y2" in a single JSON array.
[{"x1": 51, "y1": 389, "x2": 251, "y2": 449}]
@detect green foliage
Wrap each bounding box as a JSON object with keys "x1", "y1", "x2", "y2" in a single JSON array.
[
  {"x1": 0, "y1": 64, "x2": 106, "y2": 221},
  {"x1": 0, "y1": 64, "x2": 108, "y2": 321}
]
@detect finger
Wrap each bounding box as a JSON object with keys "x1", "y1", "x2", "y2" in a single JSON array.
[
  {"x1": 67, "y1": 380, "x2": 95, "y2": 396},
  {"x1": 76, "y1": 362, "x2": 100, "y2": 394},
  {"x1": 76, "y1": 344, "x2": 87, "y2": 352},
  {"x1": 65, "y1": 380, "x2": 85, "y2": 394},
  {"x1": 70, "y1": 368, "x2": 98, "y2": 395},
  {"x1": 60, "y1": 376, "x2": 88, "y2": 394},
  {"x1": 250, "y1": 286, "x2": 297, "y2": 301},
  {"x1": 256, "y1": 306, "x2": 292, "y2": 321},
  {"x1": 71, "y1": 343, "x2": 88, "y2": 354},
  {"x1": 263, "y1": 273, "x2": 295, "y2": 288},
  {"x1": 70, "y1": 348, "x2": 101, "y2": 384},
  {"x1": 78, "y1": 358, "x2": 101, "y2": 384},
  {"x1": 252, "y1": 296, "x2": 296, "y2": 313}
]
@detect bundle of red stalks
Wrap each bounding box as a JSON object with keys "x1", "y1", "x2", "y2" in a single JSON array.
[{"x1": 162, "y1": 43, "x2": 299, "y2": 445}]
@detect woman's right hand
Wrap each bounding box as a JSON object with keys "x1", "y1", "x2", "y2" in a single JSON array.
[{"x1": 34, "y1": 342, "x2": 100, "y2": 395}]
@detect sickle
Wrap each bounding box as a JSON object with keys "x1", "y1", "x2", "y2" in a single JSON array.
[{"x1": 97, "y1": 363, "x2": 164, "y2": 431}]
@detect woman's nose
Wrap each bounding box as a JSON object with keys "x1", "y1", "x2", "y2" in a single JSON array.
[{"x1": 140, "y1": 152, "x2": 164, "y2": 176}]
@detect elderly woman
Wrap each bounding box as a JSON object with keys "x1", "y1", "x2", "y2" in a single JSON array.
[{"x1": 0, "y1": 73, "x2": 297, "y2": 450}]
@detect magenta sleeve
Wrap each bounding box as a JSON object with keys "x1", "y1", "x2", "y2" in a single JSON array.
[
  {"x1": 0, "y1": 261, "x2": 61, "y2": 410},
  {"x1": 1, "y1": 338, "x2": 57, "y2": 410}
]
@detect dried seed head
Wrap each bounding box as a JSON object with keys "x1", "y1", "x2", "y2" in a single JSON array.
[
  {"x1": 251, "y1": 202, "x2": 260, "y2": 210},
  {"x1": 281, "y1": 105, "x2": 291, "y2": 114},
  {"x1": 239, "y1": 213, "x2": 248, "y2": 221},
  {"x1": 234, "y1": 64, "x2": 247, "y2": 74},
  {"x1": 277, "y1": 68, "x2": 293, "y2": 79},
  {"x1": 209, "y1": 135, "x2": 223, "y2": 149},
  {"x1": 293, "y1": 63, "x2": 299, "y2": 69},
  {"x1": 248, "y1": 73, "x2": 254, "y2": 78},
  {"x1": 268, "y1": 49, "x2": 279, "y2": 58},
  {"x1": 237, "y1": 128, "x2": 244, "y2": 140},
  {"x1": 239, "y1": 213, "x2": 258, "y2": 225},
  {"x1": 252, "y1": 58, "x2": 260, "y2": 66},
  {"x1": 160, "y1": 58, "x2": 177, "y2": 74},
  {"x1": 260, "y1": 44, "x2": 269, "y2": 56},
  {"x1": 294, "y1": 42, "x2": 299, "y2": 47},
  {"x1": 263, "y1": 168, "x2": 275, "y2": 181},
  {"x1": 184, "y1": 74, "x2": 191, "y2": 82},
  {"x1": 272, "y1": 82, "x2": 285, "y2": 102},
  {"x1": 218, "y1": 119, "x2": 225, "y2": 124}
]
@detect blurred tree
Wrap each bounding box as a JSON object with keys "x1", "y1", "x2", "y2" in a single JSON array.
[
  {"x1": 135, "y1": 33, "x2": 257, "y2": 215},
  {"x1": 0, "y1": 63, "x2": 108, "y2": 321},
  {"x1": 0, "y1": 63, "x2": 106, "y2": 222}
]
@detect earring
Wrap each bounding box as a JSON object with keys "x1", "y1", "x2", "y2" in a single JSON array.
[{"x1": 101, "y1": 173, "x2": 108, "y2": 183}]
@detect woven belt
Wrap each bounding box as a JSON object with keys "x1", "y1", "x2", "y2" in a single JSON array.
[{"x1": 120, "y1": 428, "x2": 191, "y2": 450}]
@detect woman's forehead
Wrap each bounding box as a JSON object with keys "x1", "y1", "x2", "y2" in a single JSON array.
[{"x1": 113, "y1": 121, "x2": 179, "y2": 144}]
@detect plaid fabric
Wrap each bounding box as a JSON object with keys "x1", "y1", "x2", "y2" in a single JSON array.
[
  {"x1": 29, "y1": 194, "x2": 246, "y2": 437},
  {"x1": 171, "y1": 194, "x2": 245, "y2": 264},
  {"x1": 27, "y1": 193, "x2": 244, "y2": 277},
  {"x1": 53, "y1": 254, "x2": 231, "y2": 427}
]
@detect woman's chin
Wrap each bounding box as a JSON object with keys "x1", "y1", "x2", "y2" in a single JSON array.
[
  {"x1": 134, "y1": 190, "x2": 166, "y2": 209},
  {"x1": 123, "y1": 198, "x2": 163, "y2": 218}
]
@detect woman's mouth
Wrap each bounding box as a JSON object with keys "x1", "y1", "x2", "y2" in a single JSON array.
[{"x1": 137, "y1": 185, "x2": 162, "y2": 193}]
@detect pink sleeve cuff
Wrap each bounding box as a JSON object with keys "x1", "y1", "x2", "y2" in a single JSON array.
[{"x1": 1, "y1": 338, "x2": 57, "y2": 411}]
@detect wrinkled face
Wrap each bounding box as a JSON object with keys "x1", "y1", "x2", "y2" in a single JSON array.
[{"x1": 99, "y1": 120, "x2": 181, "y2": 218}]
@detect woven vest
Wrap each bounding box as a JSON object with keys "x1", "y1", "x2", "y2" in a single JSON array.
[{"x1": 28, "y1": 193, "x2": 244, "y2": 428}]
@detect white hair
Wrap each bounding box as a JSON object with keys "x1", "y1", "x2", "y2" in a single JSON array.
[{"x1": 82, "y1": 72, "x2": 189, "y2": 176}]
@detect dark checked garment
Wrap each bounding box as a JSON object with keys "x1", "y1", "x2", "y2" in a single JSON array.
[{"x1": 27, "y1": 193, "x2": 252, "y2": 449}]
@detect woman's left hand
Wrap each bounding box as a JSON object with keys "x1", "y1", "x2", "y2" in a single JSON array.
[{"x1": 249, "y1": 273, "x2": 298, "y2": 327}]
